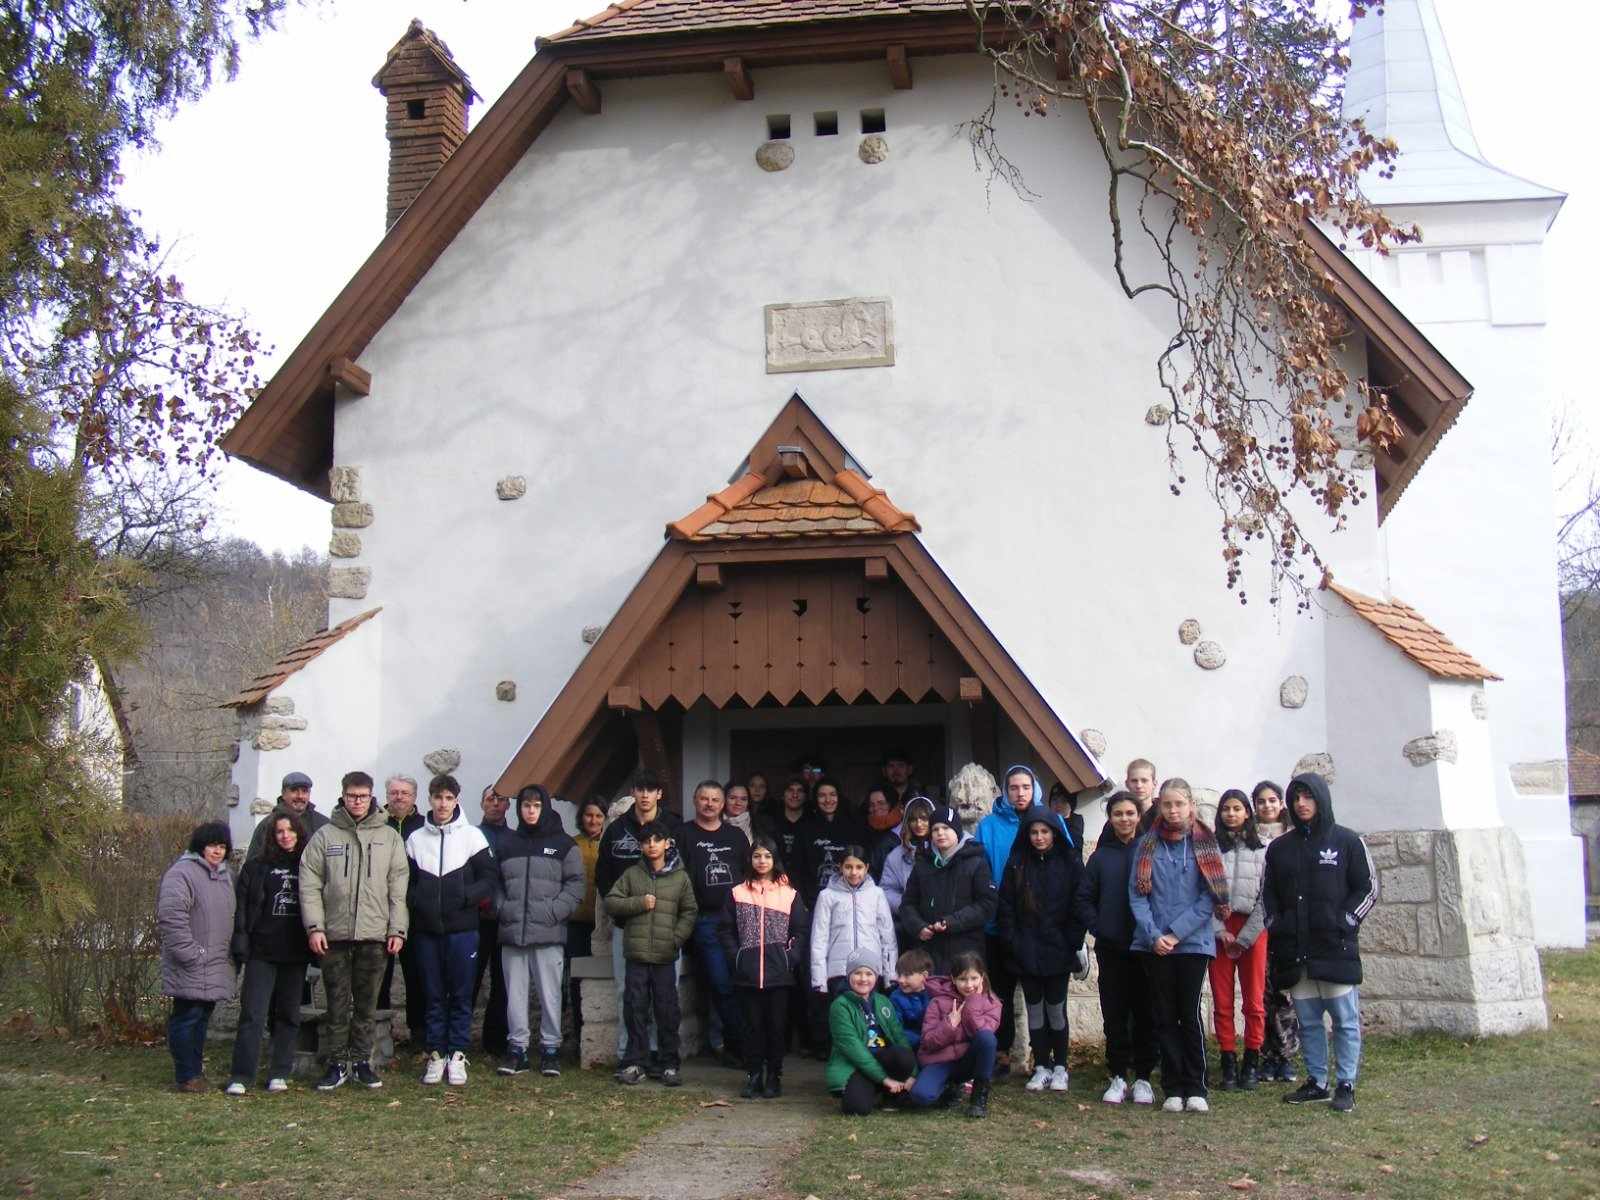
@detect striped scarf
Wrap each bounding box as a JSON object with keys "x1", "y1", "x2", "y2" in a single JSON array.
[{"x1": 1133, "y1": 817, "x2": 1230, "y2": 917}]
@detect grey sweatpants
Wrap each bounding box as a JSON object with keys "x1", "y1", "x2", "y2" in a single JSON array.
[{"x1": 503, "y1": 943, "x2": 565, "y2": 1054}]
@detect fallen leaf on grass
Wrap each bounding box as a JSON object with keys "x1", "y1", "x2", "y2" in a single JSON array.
[
  {"x1": 847, "y1": 1174, "x2": 862, "y2": 1181},
  {"x1": 1378, "y1": 1165, "x2": 1395, "y2": 1175},
  {"x1": 1077, "y1": 1103, "x2": 1090, "y2": 1111},
  {"x1": 1470, "y1": 1134, "x2": 1489, "y2": 1148},
  {"x1": 847, "y1": 1132, "x2": 857, "y2": 1142},
  {"x1": 699, "y1": 1100, "x2": 732, "y2": 1108},
  {"x1": 1226, "y1": 1179, "x2": 1255, "y2": 1191},
  {"x1": 1543, "y1": 1151, "x2": 1561, "y2": 1162},
  {"x1": 1032, "y1": 1120, "x2": 1050, "y2": 1130},
  {"x1": 386, "y1": 1100, "x2": 401, "y2": 1108},
  {"x1": 283, "y1": 1123, "x2": 297, "y2": 1130}
]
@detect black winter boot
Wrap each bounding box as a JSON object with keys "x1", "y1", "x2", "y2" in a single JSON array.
[
  {"x1": 1239, "y1": 1050, "x2": 1260, "y2": 1091},
  {"x1": 967, "y1": 1081, "x2": 991, "y2": 1119},
  {"x1": 740, "y1": 1068, "x2": 763, "y2": 1099},
  {"x1": 762, "y1": 1068, "x2": 782, "y2": 1099},
  {"x1": 1219, "y1": 1051, "x2": 1238, "y2": 1092}
]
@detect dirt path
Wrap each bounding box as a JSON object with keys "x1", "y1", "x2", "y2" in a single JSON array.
[{"x1": 559, "y1": 1059, "x2": 825, "y2": 1200}]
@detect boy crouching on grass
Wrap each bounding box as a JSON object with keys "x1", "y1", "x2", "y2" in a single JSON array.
[{"x1": 605, "y1": 820, "x2": 698, "y2": 1087}]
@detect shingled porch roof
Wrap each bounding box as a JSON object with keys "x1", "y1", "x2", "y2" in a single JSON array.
[{"x1": 1324, "y1": 579, "x2": 1498, "y2": 681}]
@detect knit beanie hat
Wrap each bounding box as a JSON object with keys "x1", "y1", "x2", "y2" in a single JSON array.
[
  {"x1": 929, "y1": 805, "x2": 961, "y2": 835},
  {"x1": 845, "y1": 949, "x2": 880, "y2": 979}
]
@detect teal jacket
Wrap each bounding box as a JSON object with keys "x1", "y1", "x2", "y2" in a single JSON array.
[{"x1": 825, "y1": 988, "x2": 910, "y2": 1093}]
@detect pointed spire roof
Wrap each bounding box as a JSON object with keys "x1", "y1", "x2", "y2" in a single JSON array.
[{"x1": 1343, "y1": 0, "x2": 1561, "y2": 205}]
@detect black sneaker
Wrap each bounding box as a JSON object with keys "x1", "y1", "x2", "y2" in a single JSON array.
[
  {"x1": 498, "y1": 1049, "x2": 530, "y2": 1076},
  {"x1": 539, "y1": 1051, "x2": 561, "y2": 1078},
  {"x1": 1330, "y1": 1082, "x2": 1355, "y2": 1113},
  {"x1": 315, "y1": 1061, "x2": 349, "y2": 1091},
  {"x1": 352, "y1": 1061, "x2": 383, "y2": 1089},
  {"x1": 660, "y1": 1067, "x2": 682, "y2": 1087},
  {"x1": 1283, "y1": 1079, "x2": 1331, "y2": 1105}
]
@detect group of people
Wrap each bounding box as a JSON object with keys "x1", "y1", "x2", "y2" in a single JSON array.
[{"x1": 157, "y1": 750, "x2": 1375, "y2": 1119}]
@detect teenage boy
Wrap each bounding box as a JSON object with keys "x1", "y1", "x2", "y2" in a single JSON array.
[
  {"x1": 300, "y1": 770, "x2": 409, "y2": 1091},
  {"x1": 474, "y1": 785, "x2": 513, "y2": 1058},
  {"x1": 759, "y1": 776, "x2": 811, "y2": 865},
  {"x1": 682, "y1": 779, "x2": 750, "y2": 1065},
  {"x1": 606, "y1": 820, "x2": 698, "y2": 1087},
  {"x1": 249, "y1": 771, "x2": 329, "y2": 860},
  {"x1": 406, "y1": 774, "x2": 498, "y2": 1087},
  {"x1": 379, "y1": 774, "x2": 426, "y2": 1043},
  {"x1": 496, "y1": 784, "x2": 584, "y2": 1078},
  {"x1": 1126, "y1": 758, "x2": 1159, "y2": 833}
]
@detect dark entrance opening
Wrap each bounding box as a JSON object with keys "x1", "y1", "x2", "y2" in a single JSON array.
[{"x1": 730, "y1": 722, "x2": 944, "y2": 809}]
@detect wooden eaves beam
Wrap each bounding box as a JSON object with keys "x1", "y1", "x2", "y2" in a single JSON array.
[
  {"x1": 566, "y1": 68, "x2": 601, "y2": 114},
  {"x1": 724, "y1": 56, "x2": 754, "y2": 100}
]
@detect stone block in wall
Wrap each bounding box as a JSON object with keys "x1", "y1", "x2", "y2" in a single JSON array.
[
  {"x1": 495, "y1": 680, "x2": 517, "y2": 702},
  {"x1": 423, "y1": 747, "x2": 461, "y2": 776},
  {"x1": 1292, "y1": 752, "x2": 1335, "y2": 781},
  {"x1": 261, "y1": 714, "x2": 309, "y2": 731},
  {"x1": 1279, "y1": 675, "x2": 1308, "y2": 708},
  {"x1": 329, "y1": 530, "x2": 362, "y2": 558},
  {"x1": 250, "y1": 797, "x2": 273, "y2": 817},
  {"x1": 1403, "y1": 730, "x2": 1457, "y2": 766},
  {"x1": 580, "y1": 1018, "x2": 618, "y2": 1069},
  {"x1": 1380, "y1": 864, "x2": 1435, "y2": 905},
  {"x1": 331, "y1": 501, "x2": 374, "y2": 529},
  {"x1": 1509, "y1": 760, "x2": 1567, "y2": 795},
  {"x1": 1363, "y1": 952, "x2": 1475, "y2": 1001},
  {"x1": 1361, "y1": 904, "x2": 1418, "y2": 955},
  {"x1": 1395, "y1": 831, "x2": 1433, "y2": 866},
  {"x1": 496, "y1": 476, "x2": 527, "y2": 501},
  {"x1": 328, "y1": 566, "x2": 371, "y2": 599},
  {"x1": 264, "y1": 696, "x2": 295, "y2": 715},
  {"x1": 1365, "y1": 832, "x2": 1399, "y2": 870},
  {"x1": 254, "y1": 728, "x2": 291, "y2": 751},
  {"x1": 330, "y1": 465, "x2": 363, "y2": 504},
  {"x1": 584, "y1": 981, "x2": 618, "y2": 1024}
]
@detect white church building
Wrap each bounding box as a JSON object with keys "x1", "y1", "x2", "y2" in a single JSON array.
[{"x1": 221, "y1": 0, "x2": 1579, "y2": 1041}]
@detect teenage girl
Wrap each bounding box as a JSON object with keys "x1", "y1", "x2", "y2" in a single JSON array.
[
  {"x1": 1252, "y1": 778, "x2": 1299, "y2": 1083},
  {"x1": 1210, "y1": 789, "x2": 1268, "y2": 1090},
  {"x1": 907, "y1": 950, "x2": 1002, "y2": 1118},
  {"x1": 997, "y1": 806, "x2": 1086, "y2": 1093},
  {"x1": 719, "y1": 836, "x2": 808, "y2": 1098}
]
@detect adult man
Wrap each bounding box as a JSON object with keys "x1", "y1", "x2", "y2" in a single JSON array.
[
  {"x1": 473, "y1": 785, "x2": 514, "y2": 1057},
  {"x1": 975, "y1": 764, "x2": 1076, "y2": 1076},
  {"x1": 379, "y1": 774, "x2": 426, "y2": 1044},
  {"x1": 247, "y1": 771, "x2": 329, "y2": 860},
  {"x1": 299, "y1": 771, "x2": 408, "y2": 1091},
  {"x1": 1263, "y1": 772, "x2": 1376, "y2": 1114},
  {"x1": 881, "y1": 749, "x2": 920, "y2": 809},
  {"x1": 682, "y1": 780, "x2": 750, "y2": 1065}
]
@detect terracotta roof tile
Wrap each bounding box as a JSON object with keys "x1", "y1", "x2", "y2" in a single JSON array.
[
  {"x1": 547, "y1": 0, "x2": 965, "y2": 42},
  {"x1": 222, "y1": 608, "x2": 382, "y2": 708},
  {"x1": 1323, "y1": 579, "x2": 1499, "y2": 681},
  {"x1": 1569, "y1": 749, "x2": 1600, "y2": 797},
  {"x1": 669, "y1": 465, "x2": 917, "y2": 541}
]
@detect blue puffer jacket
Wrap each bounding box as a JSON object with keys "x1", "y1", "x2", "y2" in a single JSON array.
[
  {"x1": 1127, "y1": 830, "x2": 1218, "y2": 957},
  {"x1": 888, "y1": 984, "x2": 931, "y2": 1048},
  {"x1": 975, "y1": 765, "x2": 1073, "y2": 934}
]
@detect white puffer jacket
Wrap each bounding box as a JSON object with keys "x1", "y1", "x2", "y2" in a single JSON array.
[
  {"x1": 810, "y1": 872, "x2": 896, "y2": 985},
  {"x1": 1214, "y1": 842, "x2": 1268, "y2": 949}
]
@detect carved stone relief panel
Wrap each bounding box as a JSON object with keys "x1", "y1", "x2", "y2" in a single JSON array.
[{"x1": 764, "y1": 297, "x2": 894, "y2": 373}]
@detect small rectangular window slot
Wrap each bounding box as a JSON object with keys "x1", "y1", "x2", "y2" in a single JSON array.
[
  {"x1": 766, "y1": 113, "x2": 791, "y2": 140},
  {"x1": 813, "y1": 110, "x2": 839, "y2": 136},
  {"x1": 407, "y1": 99, "x2": 426, "y2": 120},
  {"x1": 860, "y1": 108, "x2": 886, "y2": 135}
]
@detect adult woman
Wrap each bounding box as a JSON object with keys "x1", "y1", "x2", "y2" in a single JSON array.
[
  {"x1": 879, "y1": 795, "x2": 933, "y2": 913},
  {"x1": 226, "y1": 813, "x2": 311, "y2": 1094},
  {"x1": 1128, "y1": 779, "x2": 1230, "y2": 1113},
  {"x1": 862, "y1": 787, "x2": 902, "y2": 879},
  {"x1": 1251, "y1": 778, "x2": 1299, "y2": 1082},
  {"x1": 897, "y1": 805, "x2": 997, "y2": 974},
  {"x1": 797, "y1": 777, "x2": 863, "y2": 907},
  {"x1": 158, "y1": 821, "x2": 237, "y2": 1093},
  {"x1": 568, "y1": 796, "x2": 608, "y2": 1046}
]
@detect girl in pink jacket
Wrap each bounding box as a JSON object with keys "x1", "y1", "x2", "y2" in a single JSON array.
[{"x1": 906, "y1": 951, "x2": 1002, "y2": 1117}]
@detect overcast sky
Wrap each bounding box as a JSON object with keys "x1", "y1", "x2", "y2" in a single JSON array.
[{"x1": 119, "y1": 0, "x2": 1597, "y2": 556}]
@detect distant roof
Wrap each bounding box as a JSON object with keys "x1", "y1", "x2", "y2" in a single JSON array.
[
  {"x1": 1343, "y1": 0, "x2": 1563, "y2": 207},
  {"x1": 1570, "y1": 748, "x2": 1600, "y2": 798},
  {"x1": 545, "y1": 0, "x2": 964, "y2": 43},
  {"x1": 223, "y1": 608, "x2": 381, "y2": 708},
  {"x1": 1324, "y1": 578, "x2": 1499, "y2": 681}
]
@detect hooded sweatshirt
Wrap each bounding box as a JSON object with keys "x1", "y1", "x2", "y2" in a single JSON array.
[
  {"x1": 810, "y1": 870, "x2": 897, "y2": 983},
  {"x1": 405, "y1": 806, "x2": 498, "y2": 936},
  {"x1": 796, "y1": 809, "x2": 865, "y2": 906},
  {"x1": 916, "y1": 975, "x2": 1003, "y2": 1066},
  {"x1": 896, "y1": 832, "x2": 997, "y2": 974},
  {"x1": 996, "y1": 806, "x2": 1086, "y2": 977},
  {"x1": 497, "y1": 805, "x2": 585, "y2": 947},
  {"x1": 1262, "y1": 772, "x2": 1376, "y2": 987},
  {"x1": 976, "y1": 765, "x2": 1073, "y2": 935},
  {"x1": 595, "y1": 804, "x2": 684, "y2": 900},
  {"x1": 878, "y1": 795, "x2": 934, "y2": 913}
]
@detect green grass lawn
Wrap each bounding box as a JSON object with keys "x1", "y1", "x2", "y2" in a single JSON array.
[{"x1": 785, "y1": 946, "x2": 1600, "y2": 1200}]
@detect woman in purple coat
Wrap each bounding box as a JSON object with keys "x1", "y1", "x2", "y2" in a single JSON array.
[{"x1": 157, "y1": 821, "x2": 238, "y2": 1092}]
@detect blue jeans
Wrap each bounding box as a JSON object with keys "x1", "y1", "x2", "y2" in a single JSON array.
[
  {"x1": 414, "y1": 929, "x2": 478, "y2": 1054},
  {"x1": 168, "y1": 997, "x2": 216, "y2": 1084},
  {"x1": 1293, "y1": 988, "x2": 1361, "y2": 1086},
  {"x1": 692, "y1": 915, "x2": 746, "y2": 1053},
  {"x1": 908, "y1": 1028, "x2": 997, "y2": 1106}
]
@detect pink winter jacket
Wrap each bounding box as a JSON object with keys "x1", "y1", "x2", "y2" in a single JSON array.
[{"x1": 916, "y1": 975, "x2": 1002, "y2": 1065}]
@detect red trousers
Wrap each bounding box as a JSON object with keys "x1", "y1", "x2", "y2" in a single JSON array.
[{"x1": 1209, "y1": 912, "x2": 1266, "y2": 1052}]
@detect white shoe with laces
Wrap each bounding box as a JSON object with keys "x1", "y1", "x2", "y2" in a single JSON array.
[
  {"x1": 1131, "y1": 1078, "x2": 1155, "y2": 1105},
  {"x1": 1161, "y1": 1095, "x2": 1184, "y2": 1113},
  {"x1": 1025, "y1": 1065, "x2": 1052, "y2": 1092},
  {"x1": 446, "y1": 1051, "x2": 468, "y2": 1086},
  {"x1": 421, "y1": 1052, "x2": 445, "y2": 1085},
  {"x1": 1185, "y1": 1095, "x2": 1210, "y2": 1113},
  {"x1": 224, "y1": 1081, "x2": 246, "y2": 1096},
  {"x1": 1050, "y1": 1066, "x2": 1069, "y2": 1092},
  {"x1": 266, "y1": 1078, "x2": 289, "y2": 1093},
  {"x1": 1101, "y1": 1076, "x2": 1128, "y2": 1104}
]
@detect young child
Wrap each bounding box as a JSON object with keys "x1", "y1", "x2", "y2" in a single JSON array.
[
  {"x1": 997, "y1": 807, "x2": 1086, "y2": 1093},
  {"x1": 810, "y1": 846, "x2": 896, "y2": 1057},
  {"x1": 605, "y1": 820, "x2": 698, "y2": 1087},
  {"x1": 1251, "y1": 778, "x2": 1300, "y2": 1083},
  {"x1": 1075, "y1": 791, "x2": 1157, "y2": 1104},
  {"x1": 719, "y1": 836, "x2": 809, "y2": 1099},
  {"x1": 907, "y1": 951, "x2": 1002, "y2": 1118},
  {"x1": 888, "y1": 947, "x2": 933, "y2": 1049},
  {"x1": 826, "y1": 954, "x2": 917, "y2": 1116},
  {"x1": 1210, "y1": 788, "x2": 1268, "y2": 1091}
]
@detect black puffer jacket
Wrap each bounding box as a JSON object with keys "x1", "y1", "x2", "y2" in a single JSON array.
[
  {"x1": 1075, "y1": 829, "x2": 1139, "y2": 950},
  {"x1": 896, "y1": 834, "x2": 997, "y2": 974},
  {"x1": 997, "y1": 808, "x2": 1086, "y2": 976},
  {"x1": 497, "y1": 806, "x2": 585, "y2": 948},
  {"x1": 1262, "y1": 773, "x2": 1377, "y2": 987}
]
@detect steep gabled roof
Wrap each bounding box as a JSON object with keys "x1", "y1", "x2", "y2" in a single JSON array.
[
  {"x1": 1324, "y1": 578, "x2": 1498, "y2": 681},
  {"x1": 546, "y1": 0, "x2": 964, "y2": 43},
  {"x1": 222, "y1": 607, "x2": 382, "y2": 708}
]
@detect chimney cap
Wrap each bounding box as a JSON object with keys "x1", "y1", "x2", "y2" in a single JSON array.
[{"x1": 373, "y1": 17, "x2": 479, "y2": 101}]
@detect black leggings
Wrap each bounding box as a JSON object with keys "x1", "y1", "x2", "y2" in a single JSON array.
[
  {"x1": 740, "y1": 987, "x2": 788, "y2": 1074},
  {"x1": 839, "y1": 1045, "x2": 917, "y2": 1116},
  {"x1": 1020, "y1": 973, "x2": 1070, "y2": 1069}
]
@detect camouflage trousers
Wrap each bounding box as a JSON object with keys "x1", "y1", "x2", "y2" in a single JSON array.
[{"x1": 321, "y1": 940, "x2": 388, "y2": 1063}]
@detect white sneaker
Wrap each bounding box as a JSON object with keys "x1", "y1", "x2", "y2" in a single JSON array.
[
  {"x1": 446, "y1": 1051, "x2": 468, "y2": 1086},
  {"x1": 1025, "y1": 1065, "x2": 1052, "y2": 1092},
  {"x1": 1050, "y1": 1066, "x2": 1070, "y2": 1092},
  {"x1": 1101, "y1": 1076, "x2": 1128, "y2": 1104},
  {"x1": 1131, "y1": 1078, "x2": 1155, "y2": 1105},
  {"x1": 224, "y1": 1081, "x2": 246, "y2": 1096},
  {"x1": 1185, "y1": 1095, "x2": 1210, "y2": 1113},
  {"x1": 421, "y1": 1052, "x2": 445, "y2": 1085},
  {"x1": 266, "y1": 1078, "x2": 289, "y2": 1093},
  {"x1": 1161, "y1": 1095, "x2": 1184, "y2": 1112}
]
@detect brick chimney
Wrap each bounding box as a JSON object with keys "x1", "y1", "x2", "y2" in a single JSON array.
[{"x1": 372, "y1": 19, "x2": 478, "y2": 229}]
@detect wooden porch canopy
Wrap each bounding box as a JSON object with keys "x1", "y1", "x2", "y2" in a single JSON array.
[{"x1": 493, "y1": 394, "x2": 1105, "y2": 798}]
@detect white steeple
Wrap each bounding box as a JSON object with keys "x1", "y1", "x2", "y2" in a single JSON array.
[{"x1": 1343, "y1": 0, "x2": 1562, "y2": 205}]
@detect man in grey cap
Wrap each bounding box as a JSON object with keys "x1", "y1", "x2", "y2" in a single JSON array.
[{"x1": 247, "y1": 771, "x2": 331, "y2": 861}]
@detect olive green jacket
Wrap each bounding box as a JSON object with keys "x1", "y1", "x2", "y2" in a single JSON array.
[
  {"x1": 299, "y1": 804, "x2": 409, "y2": 943},
  {"x1": 604, "y1": 860, "x2": 697, "y2": 964}
]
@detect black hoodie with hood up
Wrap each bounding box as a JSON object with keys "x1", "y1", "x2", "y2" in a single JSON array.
[{"x1": 1262, "y1": 772, "x2": 1377, "y2": 987}]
